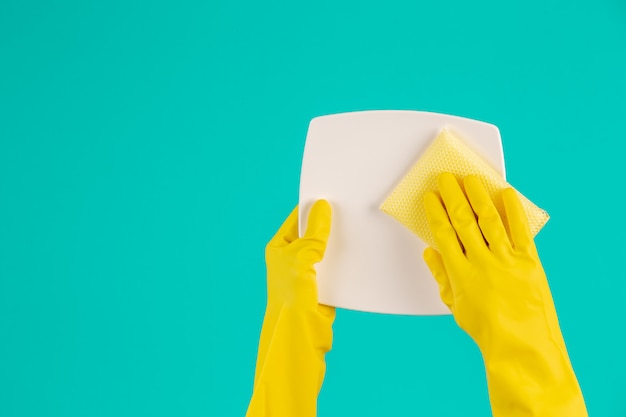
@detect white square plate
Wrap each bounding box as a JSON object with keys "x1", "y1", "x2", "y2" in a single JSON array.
[{"x1": 299, "y1": 110, "x2": 504, "y2": 315}]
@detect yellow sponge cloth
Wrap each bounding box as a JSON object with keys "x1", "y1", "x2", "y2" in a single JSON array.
[{"x1": 379, "y1": 129, "x2": 549, "y2": 249}]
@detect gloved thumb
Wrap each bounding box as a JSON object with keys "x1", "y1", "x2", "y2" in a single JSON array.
[
  {"x1": 423, "y1": 247, "x2": 455, "y2": 313},
  {"x1": 303, "y1": 200, "x2": 332, "y2": 240},
  {"x1": 302, "y1": 200, "x2": 332, "y2": 260}
]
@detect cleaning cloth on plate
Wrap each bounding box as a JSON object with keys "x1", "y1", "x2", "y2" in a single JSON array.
[{"x1": 379, "y1": 128, "x2": 550, "y2": 249}]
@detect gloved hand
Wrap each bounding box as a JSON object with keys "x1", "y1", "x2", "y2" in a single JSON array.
[
  {"x1": 246, "y1": 200, "x2": 335, "y2": 417},
  {"x1": 423, "y1": 173, "x2": 587, "y2": 417}
]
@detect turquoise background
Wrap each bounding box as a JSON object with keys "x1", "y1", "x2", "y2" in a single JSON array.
[{"x1": 1, "y1": 0, "x2": 624, "y2": 415}]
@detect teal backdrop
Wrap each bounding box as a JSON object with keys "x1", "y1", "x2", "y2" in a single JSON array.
[{"x1": 1, "y1": 0, "x2": 624, "y2": 416}]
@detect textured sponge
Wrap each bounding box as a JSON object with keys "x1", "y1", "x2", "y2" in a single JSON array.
[{"x1": 379, "y1": 129, "x2": 549, "y2": 249}]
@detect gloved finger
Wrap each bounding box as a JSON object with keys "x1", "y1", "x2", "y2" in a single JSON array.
[
  {"x1": 303, "y1": 199, "x2": 332, "y2": 244},
  {"x1": 502, "y1": 188, "x2": 536, "y2": 254},
  {"x1": 424, "y1": 191, "x2": 465, "y2": 263},
  {"x1": 423, "y1": 247, "x2": 455, "y2": 312},
  {"x1": 463, "y1": 175, "x2": 511, "y2": 255},
  {"x1": 438, "y1": 173, "x2": 487, "y2": 256},
  {"x1": 297, "y1": 200, "x2": 332, "y2": 264},
  {"x1": 267, "y1": 205, "x2": 299, "y2": 248}
]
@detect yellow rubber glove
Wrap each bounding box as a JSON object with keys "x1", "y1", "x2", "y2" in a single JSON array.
[
  {"x1": 245, "y1": 200, "x2": 335, "y2": 417},
  {"x1": 423, "y1": 173, "x2": 587, "y2": 417}
]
